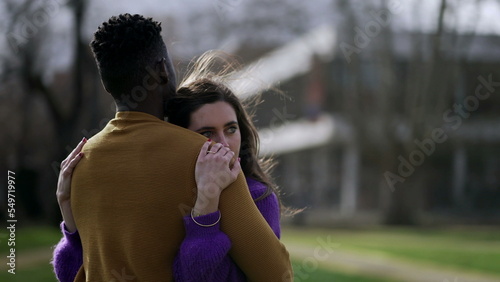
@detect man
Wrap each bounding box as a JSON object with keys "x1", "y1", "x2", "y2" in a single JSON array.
[{"x1": 70, "y1": 14, "x2": 292, "y2": 281}]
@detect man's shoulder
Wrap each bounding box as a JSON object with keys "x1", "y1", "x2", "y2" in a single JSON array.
[
  {"x1": 87, "y1": 119, "x2": 206, "y2": 155},
  {"x1": 151, "y1": 122, "x2": 206, "y2": 146}
]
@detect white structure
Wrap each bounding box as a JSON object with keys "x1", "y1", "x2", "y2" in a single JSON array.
[{"x1": 229, "y1": 25, "x2": 362, "y2": 215}]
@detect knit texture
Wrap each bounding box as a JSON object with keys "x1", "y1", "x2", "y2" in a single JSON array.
[
  {"x1": 51, "y1": 222, "x2": 82, "y2": 281},
  {"x1": 53, "y1": 177, "x2": 281, "y2": 282},
  {"x1": 173, "y1": 176, "x2": 281, "y2": 281},
  {"x1": 59, "y1": 111, "x2": 291, "y2": 282}
]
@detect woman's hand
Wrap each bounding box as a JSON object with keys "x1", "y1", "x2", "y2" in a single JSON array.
[
  {"x1": 193, "y1": 140, "x2": 241, "y2": 216},
  {"x1": 57, "y1": 137, "x2": 86, "y2": 233}
]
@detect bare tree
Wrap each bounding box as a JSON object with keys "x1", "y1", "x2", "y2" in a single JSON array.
[
  {"x1": 336, "y1": 0, "x2": 475, "y2": 224},
  {"x1": 1, "y1": 0, "x2": 91, "y2": 221}
]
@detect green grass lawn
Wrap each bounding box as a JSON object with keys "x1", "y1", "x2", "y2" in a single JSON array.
[
  {"x1": 0, "y1": 226, "x2": 61, "y2": 254},
  {"x1": 0, "y1": 226, "x2": 60, "y2": 281},
  {"x1": 0, "y1": 264, "x2": 56, "y2": 282},
  {"x1": 0, "y1": 258, "x2": 388, "y2": 282},
  {"x1": 291, "y1": 259, "x2": 392, "y2": 282},
  {"x1": 0, "y1": 226, "x2": 386, "y2": 281},
  {"x1": 0, "y1": 226, "x2": 397, "y2": 281},
  {"x1": 1, "y1": 225, "x2": 500, "y2": 281},
  {"x1": 282, "y1": 226, "x2": 500, "y2": 276}
]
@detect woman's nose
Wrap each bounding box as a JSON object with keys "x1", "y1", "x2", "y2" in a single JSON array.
[{"x1": 218, "y1": 134, "x2": 229, "y2": 147}]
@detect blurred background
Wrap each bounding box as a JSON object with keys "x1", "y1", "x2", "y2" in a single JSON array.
[{"x1": 1, "y1": 0, "x2": 500, "y2": 281}]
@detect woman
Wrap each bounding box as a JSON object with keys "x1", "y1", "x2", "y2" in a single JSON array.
[{"x1": 52, "y1": 52, "x2": 285, "y2": 281}]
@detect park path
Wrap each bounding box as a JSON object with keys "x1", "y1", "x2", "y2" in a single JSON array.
[
  {"x1": 285, "y1": 242, "x2": 500, "y2": 282},
  {"x1": 3, "y1": 244, "x2": 500, "y2": 282},
  {"x1": 1, "y1": 247, "x2": 54, "y2": 272}
]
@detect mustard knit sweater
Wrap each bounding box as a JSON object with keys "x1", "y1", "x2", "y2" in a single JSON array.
[{"x1": 70, "y1": 111, "x2": 292, "y2": 281}]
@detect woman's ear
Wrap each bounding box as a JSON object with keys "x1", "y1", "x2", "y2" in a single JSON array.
[{"x1": 158, "y1": 57, "x2": 169, "y2": 85}]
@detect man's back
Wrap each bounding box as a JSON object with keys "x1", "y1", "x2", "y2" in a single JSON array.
[
  {"x1": 77, "y1": 13, "x2": 292, "y2": 281},
  {"x1": 71, "y1": 111, "x2": 293, "y2": 281},
  {"x1": 71, "y1": 111, "x2": 203, "y2": 281}
]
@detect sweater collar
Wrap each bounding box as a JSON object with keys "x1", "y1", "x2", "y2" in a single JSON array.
[{"x1": 114, "y1": 111, "x2": 164, "y2": 123}]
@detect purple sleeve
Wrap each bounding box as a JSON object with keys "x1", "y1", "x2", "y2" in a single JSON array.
[
  {"x1": 51, "y1": 222, "x2": 83, "y2": 282},
  {"x1": 173, "y1": 178, "x2": 281, "y2": 282},
  {"x1": 173, "y1": 211, "x2": 246, "y2": 282}
]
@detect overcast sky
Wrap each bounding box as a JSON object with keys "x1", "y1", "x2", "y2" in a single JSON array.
[{"x1": 2, "y1": 0, "x2": 500, "y2": 81}]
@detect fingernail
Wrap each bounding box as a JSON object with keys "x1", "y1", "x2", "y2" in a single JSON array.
[
  {"x1": 82, "y1": 137, "x2": 87, "y2": 142},
  {"x1": 207, "y1": 139, "x2": 211, "y2": 142},
  {"x1": 237, "y1": 157, "x2": 241, "y2": 162},
  {"x1": 78, "y1": 152, "x2": 84, "y2": 157}
]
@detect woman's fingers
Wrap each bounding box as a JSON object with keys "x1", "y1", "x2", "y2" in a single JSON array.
[
  {"x1": 203, "y1": 143, "x2": 236, "y2": 168},
  {"x1": 230, "y1": 157, "x2": 242, "y2": 176},
  {"x1": 63, "y1": 137, "x2": 87, "y2": 167},
  {"x1": 61, "y1": 152, "x2": 83, "y2": 177},
  {"x1": 212, "y1": 146, "x2": 234, "y2": 166},
  {"x1": 221, "y1": 147, "x2": 232, "y2": 156},
  {"x1": 226, "y1": 149, "x2": 234, "y2": 157},
  {"x1": 198, "y1": 140, "x2": 211, "y2": 159},
  {"x1": 72, "y1": 137, "x2": 87, "y2": 158},
  {"x1": 70, "y1": 137, "x2": 86, "y2": 160},
  {"x1": 211, "y1": 145, "x2": 231, "y2": 157},
  {"x1": 209, "y1": 142, "x2": 223, "y2": 154},
  {"x1": 67, "y1": 152, "x2": 84, "y2": 172}
]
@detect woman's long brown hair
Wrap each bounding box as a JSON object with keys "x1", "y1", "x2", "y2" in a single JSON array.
[{"x1": 166, "y1": 51, "x2": 292, "y2": 215}]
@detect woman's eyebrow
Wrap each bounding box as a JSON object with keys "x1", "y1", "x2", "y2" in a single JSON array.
[
  {"x1": 195, "y1": 121, "x2": 238, "y2": 132},
  {"x1": 195, "y1": 126, "x2": 215, "y2": 132},
  {"x1": 225, "y1": 121, "x2": 238, "y2": 127}
]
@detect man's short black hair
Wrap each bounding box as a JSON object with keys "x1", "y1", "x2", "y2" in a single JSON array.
[{"x1": 90, "y1": 13, "x2": 166, "y2": 99}]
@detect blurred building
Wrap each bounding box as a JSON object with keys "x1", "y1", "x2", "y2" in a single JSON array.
[{"x1": 235, "y1": 25, "x2": 500, "y2": 226}]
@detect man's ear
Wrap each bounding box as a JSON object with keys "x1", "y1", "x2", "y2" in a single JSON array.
[{"x1": 158, "y1": 57, "x2": 169, "y2": 85}]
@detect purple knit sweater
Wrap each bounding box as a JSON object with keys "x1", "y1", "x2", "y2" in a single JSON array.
[{"x1": 51, "y1": 177, "x2": 280, "y2": 282}]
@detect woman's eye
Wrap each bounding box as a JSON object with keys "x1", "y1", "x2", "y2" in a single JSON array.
[
  {"x1": 227, "y1": 127, "x2": 238, "y2": 134},
  {"x1": 200, "y1": 131, "x2": 212, "y2": 138}
]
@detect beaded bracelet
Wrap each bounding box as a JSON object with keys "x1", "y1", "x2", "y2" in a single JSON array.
[{"x1": 190, "y1": 209, "x2": 221, "y2": 227}]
